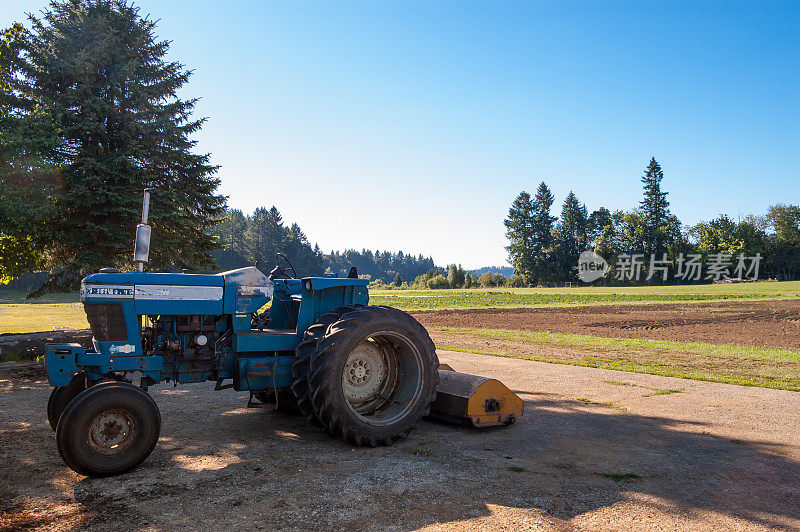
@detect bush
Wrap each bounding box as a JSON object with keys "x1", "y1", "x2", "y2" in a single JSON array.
[
  {"x1": 426, "y1": 274, "x2": 450, "y2": 289},
  {"x1": 410, "y1": 274, "x2": 427, "y2": 289},
  {"x1": 506, "y1": 274, "x2": 524, "y2": 287},
  {"x1": 463, "y1": 272, "x2": 477, "y2": 288},
  {"x1": 368, "y1": 279, "x2": 386, "y2": 290},
  {"x1": 477, "y1": 272, "x2": 495, "y2": 287}
]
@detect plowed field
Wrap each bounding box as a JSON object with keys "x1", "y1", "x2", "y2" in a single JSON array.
[{"x1": 413, "y1": 299, "x2": 800, "y2": 349}]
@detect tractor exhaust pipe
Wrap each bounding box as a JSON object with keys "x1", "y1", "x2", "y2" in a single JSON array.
[{"x1": 133, "y1": 188, "x2": 155, "y2": 271}]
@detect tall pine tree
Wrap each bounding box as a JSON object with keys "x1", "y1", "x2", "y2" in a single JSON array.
[
  {"x1": 12, "y1": 0, "x2": 225, "y2": 291},
  {"x1": 245, "y1": 207, "x2": 284, "y2": 269},
  {"x1": 640, "y1": 157, "x2": 670, "y2": 256},
  {"x1": 504, "y1": 191, "x2": 535, "y2": 285},
  {"x1": 0, "y1": 23, "x2": 57, "y2": 283},
  {"x1": 554, "y1": 191, "x2": 588, "y2": 281},
  {"x1": 446, "y1": 264, "x2": 466, "y2": 288},
  {"x1": 531, "y1": 182, "x2": 557, "y2": 284}
]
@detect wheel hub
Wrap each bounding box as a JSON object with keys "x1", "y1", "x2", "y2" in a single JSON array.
[
  {"x1": 88, "y1": 410, "x2": 136, "y2": 455},
  {"x1": 343, "y1": 340, "x2": 387, "y2": 405}
]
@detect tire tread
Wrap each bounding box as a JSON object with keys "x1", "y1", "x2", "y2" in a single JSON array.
[{"x1": 307, "y1": 305, "x2": 438, "y2": 447}]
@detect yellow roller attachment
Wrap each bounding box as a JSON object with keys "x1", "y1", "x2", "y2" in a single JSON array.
[{"x1": 430, "y1": 369, "x2": 524, "y2": 428}]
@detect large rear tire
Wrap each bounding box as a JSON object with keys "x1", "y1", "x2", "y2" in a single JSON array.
[
  {"x1": 56, "y1": 382, "x2": 161, "y2": 477},
  {"x1": 307, "y1": 306, "x2": 438, "y2": 446},
  {"x1": 47, "y1": 373, "x2": 87, "y2": 431},
  {"x1": 291, "y1": 306, "x2": 360, "y2": 419}
]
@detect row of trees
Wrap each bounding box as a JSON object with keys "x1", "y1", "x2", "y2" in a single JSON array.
[
  {"x1": 370, "y1": 266, "x2": 513, "y2": 290},
  {"x1": 324, "y1": 249, "x2": 436, "y2": 284},
  {"x1": 505, "y1": 157, "x2": 800, "y2": 284},
  {"x1": 210, "y1": 207, "x2": 322, "y2": 276},
  {"x1": 370, "y1": 264, "x2": 519, "y2": 290},
  {"x1": 209, "y1": 207, "x2": 437, "y2": 282},
  {"x1": 689, "y1": 207, "x2": 800, "y2": 281}
]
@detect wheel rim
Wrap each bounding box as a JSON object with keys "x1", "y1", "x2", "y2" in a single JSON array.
[
  {"x1": 87, "y1": 409, "x2": 138, "y2": 456},
  {"x1": 343, "y1": 341, "x2": 390, "y2": 408},
  {"x1": 341, "y1": 330, "x2": 424, "y2": 426}
]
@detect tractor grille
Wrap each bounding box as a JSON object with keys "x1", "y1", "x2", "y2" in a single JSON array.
[{"x1": 84, "y1": 303, "x2": 128, "y2": 342}]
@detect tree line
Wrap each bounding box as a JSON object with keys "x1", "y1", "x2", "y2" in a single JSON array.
[
  {"x1": 209, "y1": 206, "x2": 437, "y2": 283},
  {"x1": 505, "y1": 157, "x2": 800, "y2": 285},
  {"x1": 369, "y1": 264, "x2": 519, "y2": 290},
  {"x1": 210, "y1": 208, "x2": 515, "y2": 290}
]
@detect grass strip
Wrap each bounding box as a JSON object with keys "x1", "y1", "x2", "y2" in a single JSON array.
[{"x1": 433, "y1": 326, "x2": 800, "y2": 392}]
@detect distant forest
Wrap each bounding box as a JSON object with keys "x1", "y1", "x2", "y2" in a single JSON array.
[{"x1": 208, "y1": 206, "x2": 437, "y2": 283}]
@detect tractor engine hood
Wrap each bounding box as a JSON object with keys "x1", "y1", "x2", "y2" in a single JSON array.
[{"x1": 80, "y1": 266, "x2": 272, "y2": 317}]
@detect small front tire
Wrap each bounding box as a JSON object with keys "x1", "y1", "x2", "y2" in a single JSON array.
[
  {"x1": 47, "y1": 373, "x2": 87, "y2": 431},
  {"x1": 56, "y1": 382, "x2": 161, "y2": 477}
]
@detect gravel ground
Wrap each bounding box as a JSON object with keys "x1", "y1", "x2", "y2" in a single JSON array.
[{"x1": 1, "y1": 350, "x2": 799, "y2": 531}]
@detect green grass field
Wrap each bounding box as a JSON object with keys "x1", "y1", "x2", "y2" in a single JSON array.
[
  {"x1": 0, "y1": 303, "x2": 88, "y2": 334},
  {"x1": 0, "y1": 289, "x2": 80, "y2": 304},
  {"x1": 0, "y1": 288, "x2": 84, "y2": 334},
  {"x1": 369, "y1": 281, "x2": 800, "y2": 311}
]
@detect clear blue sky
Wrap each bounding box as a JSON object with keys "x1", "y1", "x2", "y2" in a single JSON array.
[{"x1": 3, "y1": 1, "x2": 798, "y2": 268}]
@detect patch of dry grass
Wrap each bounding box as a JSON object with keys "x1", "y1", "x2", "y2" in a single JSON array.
[{"x1": 0, "y1": 303, "x2": 88, "y2": 334}]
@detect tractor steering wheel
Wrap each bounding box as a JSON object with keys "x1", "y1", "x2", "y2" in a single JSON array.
[{"x1": 270, "y1": 252, "x2": 297, "y2": 279}]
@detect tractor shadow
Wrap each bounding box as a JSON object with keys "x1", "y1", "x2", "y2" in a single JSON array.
[{"x1": 65, "y1": 389, "x2": 800, "y2": 530}]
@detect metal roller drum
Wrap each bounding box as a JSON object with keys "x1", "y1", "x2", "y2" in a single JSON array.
[{"x1": 430, "y1": 366, "x2": 524, "y2": 428}]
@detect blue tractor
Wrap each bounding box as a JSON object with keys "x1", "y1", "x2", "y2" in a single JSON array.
[{"x1": 44, "y1": 190, "x2": 441, "y2": 476}]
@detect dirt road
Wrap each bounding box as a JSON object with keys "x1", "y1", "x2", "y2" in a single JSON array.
[
  {"x1": 413, "y1": 299, "x2": 800, "y2": 349},
  {"x1": 2, "y1": 351, "x2": 799, "y2": 531}
]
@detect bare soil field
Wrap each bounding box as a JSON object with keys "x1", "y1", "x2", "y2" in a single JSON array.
[
  {"x1": 2, "y1": 351, "x2": 799, "y2": 531},
  {"x1": 412, "y1": 299, "x2": 800, "y2": 349}
]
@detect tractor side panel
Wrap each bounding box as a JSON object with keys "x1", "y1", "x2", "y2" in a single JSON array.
[
  {"x1": 296, "y1": 278, "x2": 369, "y2": 333},
  {"x1": 45, "y1": 343, "x2": 165, "y2": 386},
  {"x1": 133, "y1": 285, "x2": 223, "y2": 316},
  {"x1": 233, "y1": 355, "x2": 294, "y2": 391},
  {"x1": 44, "y1": 344, "x2": 84, "y2": 386}
]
